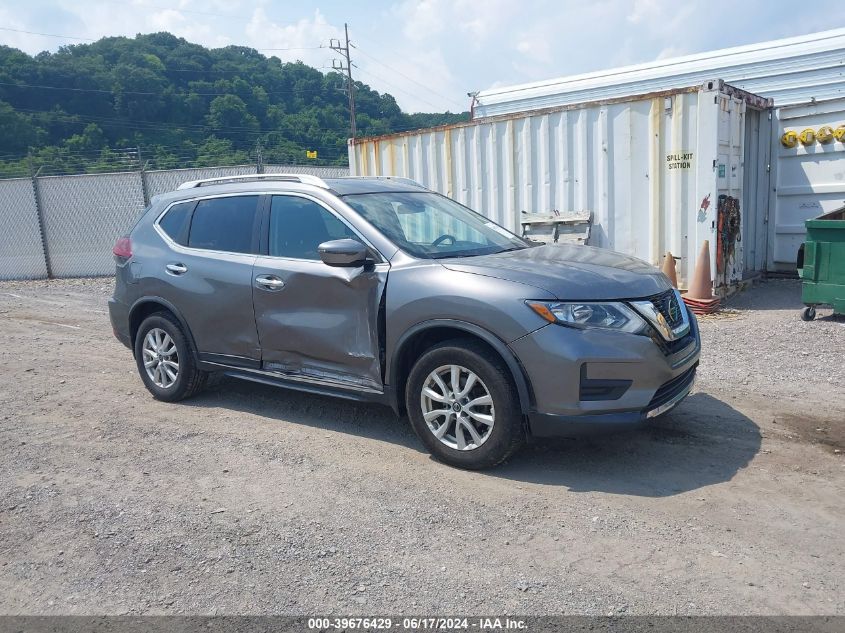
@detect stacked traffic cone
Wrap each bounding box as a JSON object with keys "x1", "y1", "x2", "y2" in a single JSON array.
[
  {"x1": 661, "y1": 251, "x2": 678, "y2": 288},
  {"x1": 682, "y1": 240, "x2": 721, "y2": 315}
]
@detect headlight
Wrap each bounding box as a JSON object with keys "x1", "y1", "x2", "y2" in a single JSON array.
[{"x1": 526, "y1": 300, "x2": 647, "y2": 334}]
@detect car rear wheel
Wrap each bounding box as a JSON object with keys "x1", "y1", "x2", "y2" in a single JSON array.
[
  {"x1": 134, "y1": 312, "x2": 207, "y2": 402},
  {"x1": 406, "y1": 339, "x2": 525, "y2": 469}
]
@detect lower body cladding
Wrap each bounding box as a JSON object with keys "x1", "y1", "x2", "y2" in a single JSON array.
[{"x1": 510, "y1": 313, "x2": 700, "y2": 437}]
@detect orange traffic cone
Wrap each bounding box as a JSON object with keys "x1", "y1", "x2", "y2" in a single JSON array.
[
  {"x1": 661, "y1": 251, "x2": 678, "y2": 288},
  {"x1": 683, "y1": 240, "x2": 720, "y2": 315},
  {"x1": 687, "y1": 241, "x2": 714, "y2": 300}
]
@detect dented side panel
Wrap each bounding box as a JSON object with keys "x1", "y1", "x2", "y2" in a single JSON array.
[{"x1": 252, "y1": 257, "x2": 387, "y2": 391}]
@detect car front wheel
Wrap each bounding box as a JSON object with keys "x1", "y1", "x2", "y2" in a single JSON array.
[{"x1": 406, "y1": 339, "x2": 525, "y2": 469}]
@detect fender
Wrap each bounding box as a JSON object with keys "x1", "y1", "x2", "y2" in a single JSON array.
[
  {"x1": 389, "y1": 318, "x2": 534, "y2": 414},
  {"x1": 127, "y1": 296, "x2": 199, "y2": 360}
]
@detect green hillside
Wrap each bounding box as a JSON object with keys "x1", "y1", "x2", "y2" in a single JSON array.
[{"x1": 0, "y1": 32, "x2": 467, "y2": 177}]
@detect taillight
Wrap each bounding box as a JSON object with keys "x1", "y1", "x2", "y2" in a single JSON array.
[{"x1": 113, "y1": 236, "x2": 132, "y2": 259}]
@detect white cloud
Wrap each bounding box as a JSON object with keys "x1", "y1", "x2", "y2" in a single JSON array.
[
  {"x1": 627, "y1": 0, "x2": 663, "y2": 24},
  {"x1": 398, "y1": 0, "x2": 446, "y2": 42},
  {"x1": 148, "y1": 8, "x2": 232, "y2": 48},
  {"x1": 242, "y1": 7, "x2": 341, "y2": 71}
]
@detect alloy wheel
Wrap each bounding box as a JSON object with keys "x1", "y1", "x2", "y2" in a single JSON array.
[
  {"x1": 142, "y1": 327, "x2": 179, "y2": 388},
  {"x1": 420, "y1": 364, "x2": 495, "y2": 451}
]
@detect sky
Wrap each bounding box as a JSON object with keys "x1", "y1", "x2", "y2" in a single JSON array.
[{"x1": 0, "y1": 0, "x2": 843, "y2": 113}]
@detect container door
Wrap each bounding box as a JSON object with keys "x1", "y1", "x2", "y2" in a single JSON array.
[
  {"x1": 741, "y1": 107, "x2": 772, "y2": 274},
  {"x1": 714, "y1": 96, "x2": 746, "y2": 290}
]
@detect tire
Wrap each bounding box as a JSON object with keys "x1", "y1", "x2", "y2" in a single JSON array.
[
  {"x1": 405, "y1": 339, "x2": 525, "y2": 469},
  {"x1": 134, "y1": 311, "x2": 208, "y2": 402},
  {"x1": 801, "y1": 306, "x2": 816, "y2": 322}
]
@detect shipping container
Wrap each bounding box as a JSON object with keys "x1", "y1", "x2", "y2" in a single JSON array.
[
  {"x1": 769, "y1": 97, "x2": 845, "y2": 272},
  {"x1": 349, "y1": 80, "x2": 772, "y2": 291}
]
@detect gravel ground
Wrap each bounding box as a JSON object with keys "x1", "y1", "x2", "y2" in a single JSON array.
[{"x1": 0, "y1": 277, "x2": 843, "y2": 615}]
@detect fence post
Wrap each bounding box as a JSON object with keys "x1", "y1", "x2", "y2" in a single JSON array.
[
  {"x1": 255, "y1": 141, "x2": 264, "y2": 174},
  {"x1": 28, "y1": 154, "x2": 53, "y2": 279},
  {"x1": 138, "y1": 147, "x2": 151, "y2": 206}
]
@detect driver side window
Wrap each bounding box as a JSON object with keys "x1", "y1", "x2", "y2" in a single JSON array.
[{"x1": 269, "y1": 196, "x2": 359, "y2": 260}]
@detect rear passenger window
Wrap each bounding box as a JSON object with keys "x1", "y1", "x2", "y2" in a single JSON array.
[
  {"x1": 158, "y1": 201, "x2": 194, "y2": 245},
  {"x1": 188, "y1": 196, "x2": 259, "y2": 254}
]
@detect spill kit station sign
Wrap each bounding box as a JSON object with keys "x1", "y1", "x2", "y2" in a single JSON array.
[{"x1": 666, "y1": 151, "x2": 693, "y2": 170}]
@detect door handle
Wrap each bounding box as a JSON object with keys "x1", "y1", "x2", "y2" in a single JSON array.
[
  {"x1": 166, "y1": 263, "x2": 187, "y2": 275},
  {"x1": 255, "y1": 275, "x2": 285, "y2": 290}
]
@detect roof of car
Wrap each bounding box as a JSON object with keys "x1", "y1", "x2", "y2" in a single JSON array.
[
  {"x1": 323, "y1": 177, "x2": 428, "y2": 195},
  {"x1": 151, "y1": 175, "x2": 428, "y2": 206}
]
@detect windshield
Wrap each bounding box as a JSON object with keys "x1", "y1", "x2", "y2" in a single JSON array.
[{"x1": 341, "y1": 191, "x2": 531, "y2": 259}]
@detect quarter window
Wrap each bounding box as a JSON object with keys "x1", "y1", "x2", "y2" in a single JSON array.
[
  {"x1": 269, "y1": 196, "x2": 359, "y2": 260},
  {"x1": 158, "y1": 201, "x2": 194, "y2": 245},
  {"x1": 187, "y1": 196, "x2": 259, "y2": 254}
]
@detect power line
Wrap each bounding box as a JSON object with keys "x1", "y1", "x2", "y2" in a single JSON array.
[
  {"x1": 11, "y1": 105, "x2": 449, "y2": 138},
  {"x1": 0, "y1": 80, "x2": 341, "y2": 97},
  {"x1": 351, "y1": 43, "x2": 466, "y2": 111},
  {"x1": 0, "y1": 27, "x2": 95, "y2": 41}
]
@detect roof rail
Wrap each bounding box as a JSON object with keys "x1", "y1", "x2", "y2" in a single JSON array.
[{"x1": 177, "y1": 173, "x2": 330, "y2": 190}]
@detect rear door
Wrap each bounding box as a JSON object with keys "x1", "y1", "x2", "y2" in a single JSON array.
[
  {"x1": 154, "y1": 194, "x2": 262, "y2": 365},
  {"x1": 252, "y1": 193, "x2": 388, "y2": 390}
]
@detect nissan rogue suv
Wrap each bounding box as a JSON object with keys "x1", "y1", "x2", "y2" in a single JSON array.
[{"x1": 109, "y1": 174, "x2": 700, "y2": 469}]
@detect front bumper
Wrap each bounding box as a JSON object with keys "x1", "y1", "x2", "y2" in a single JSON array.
[
  {"x1": 510, "y1": 312, "x2": 700, "y2": 437},
  {"x1": 527, "y1": 364, "x2": 696, "y2": 436}
]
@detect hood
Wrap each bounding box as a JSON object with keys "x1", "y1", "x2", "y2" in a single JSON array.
[{"x1": 440, "y1": 243, "x2": 670, "y2": 300}]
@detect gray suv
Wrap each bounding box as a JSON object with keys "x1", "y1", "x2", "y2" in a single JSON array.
[{"x1": 110, "y1": 174, "x2": 700, "y2": 469}]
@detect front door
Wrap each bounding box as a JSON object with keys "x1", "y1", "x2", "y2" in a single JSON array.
[{"x1": 252, "y1": 193, "x2": 388, "y2": 390}]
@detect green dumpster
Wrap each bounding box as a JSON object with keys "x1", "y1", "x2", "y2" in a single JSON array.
[{"x1": 799, "y1": 205, "x2": 845, "y2": 321}]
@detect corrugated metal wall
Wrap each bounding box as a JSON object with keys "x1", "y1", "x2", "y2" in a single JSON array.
[
  {"x1": 350, "y1": 84, "x2": 763, "y2": 287},
  {"x1": 474, "y1": 28, "x2": 845, "y2": 117},
  {"x1": 770, "y1": 98, "x2": 845, "y2": 271}
]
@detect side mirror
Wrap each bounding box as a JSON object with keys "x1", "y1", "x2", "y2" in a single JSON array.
[{"x1": 318, "y1": 238, "x2": 368, "y2": 267}]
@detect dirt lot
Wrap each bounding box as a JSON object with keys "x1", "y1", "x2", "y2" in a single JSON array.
[{"x1": 0, "y1": 278, "x2": 843, "y2": 615}]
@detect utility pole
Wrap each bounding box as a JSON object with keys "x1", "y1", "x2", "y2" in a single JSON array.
[{"x1": 330, "y1": 23, "x2": 356, "y2": 139}]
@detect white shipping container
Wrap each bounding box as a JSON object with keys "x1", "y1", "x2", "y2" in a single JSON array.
[{"x1": 349, "y1": 80, "x2": 772, "y2": 290}]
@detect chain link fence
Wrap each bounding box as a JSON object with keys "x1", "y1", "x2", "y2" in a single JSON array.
[
  {"x1": 0, "y1": 164, "x2": 349, "y2": 280},
  {"x1": 0, "y1": 178, "x2": 49, "y2": 280}
]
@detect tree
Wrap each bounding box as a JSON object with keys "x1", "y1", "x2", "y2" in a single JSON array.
[
  {"x1": 0, "y1": 100, "x2": 43, "y2": 153},
  {"x1": 205, "y1": 94, "x2": 259, "y2": 143}
]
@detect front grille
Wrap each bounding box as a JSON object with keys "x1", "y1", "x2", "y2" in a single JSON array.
[
  {"x1": 649, "y1": 313, "x2": 697, "y2": 356},
  {"x1": 647, "y1": 364, "x2": 697, "y2": 410},
  {"x1": 648, "y1": 289, "x2": 685, "y2": 329},
  {"x1": 636, "y1": 288, "x2": 696, "y2": 356}
]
